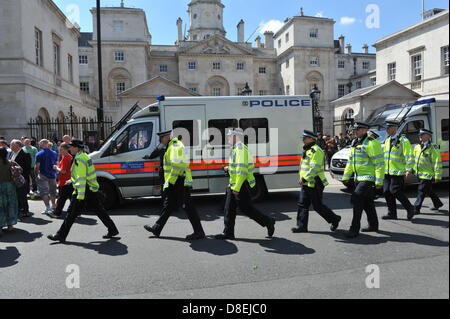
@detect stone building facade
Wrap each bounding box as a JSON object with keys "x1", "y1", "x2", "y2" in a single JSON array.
[
  {"x1": 0, "y1": 0, "x2": 97, "y2": 140},
  {"x1": 78, "y1": 0, "x2": 376, "y2": 135}
]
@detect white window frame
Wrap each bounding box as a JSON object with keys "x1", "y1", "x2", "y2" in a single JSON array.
[
  {"x1": 160, "y1": 65, "x2": 168, "y2": 73},
  {"x1": 310, "y1": 56, "x2": 319, "y2": 67},
  {"x1": 286, "y1": 59, "x2": 290, "y2": 69},
  {"x1": 53, "y1": 42, "x2": 60, "y2": 76},
  {"x1": 189, "y1": 87, "x2": 197, "y2": 93},
  {"x1": 68, "y1": 54, "x2": 73, "y2": 83},
  {"x1": 79, "y1": 55, "x2": 88, "y2": 65},
  {"x1": 310, "y1": 28, "x2": 319, "y2": 39},
  {"x1": 286, "y1": 85, "x2": 290, "y2": 95},
  {"x1": 442, "y1": 46, "x2": 449, "y2": 75},
  {"x1": 113, "y1": 21, "x2": 124, "y2": 32},
  {"x1": 116, "y1": 82, "x2": 126, "y2": 95},
  {"x1": 213, "y1": 87, "x2": 221, "y2": 96},
  {"x1": 362, "y1": 61, "x2": 370, "y2": 70},
  {"x1": 115, "y1": 52, "x2": 125, "y2": 62},
  {"x1": 35, "y1": 28, "x2": 43, "y2": 67},
  {"x1": 356, "y1": 81, "x2": 362, "y2": 89},
  {"x1": 411, "y1": 54, "x2": 422, "y2": 82},
  {"x1": 338, "y1": 84, "x2": 345, "y2": 98},
  {"x1": 237, "y1": 62, "x2": 245, "y2": 70},
  {"x1": 259, "y1": 90, "x2": 267, "y2": 96},
  {"x1": 188, "y1": 61, "x2": 196, "y2": 70},
  {"x1": 278, "y1": 39, "x2": 282, "y2": 48},
  {"x1": 388, "y1": 62, "x2": 396, "y2": 81},
  {"x1": 80, "y1": 82, "x2": 90, "y2": 94},
  {"x1": 213, "y1": 62, "x2": 221, "y2": 70},
  {"x1": 259, "y1": 67, "x2": 266, "y2": 74},
  {"x1": 285, "y1": 32, "x2": 289, "y2": 43},
  {"x1": 338, "y1": 60, "x2": 345, "y2": 69}
]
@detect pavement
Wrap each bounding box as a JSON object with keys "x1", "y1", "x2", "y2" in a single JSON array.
[{"x1": 0, "y1": 175, "x2": 448, "y2": 299}]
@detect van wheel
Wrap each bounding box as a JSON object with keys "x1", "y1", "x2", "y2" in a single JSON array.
[
  {"x1": 98, "y1": 181, "x2": 118, "y2": 211},
  {"x1": 250, "y1": 176, "x2": 267, "y2": 202}
]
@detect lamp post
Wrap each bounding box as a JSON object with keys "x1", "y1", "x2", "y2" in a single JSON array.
[
  {"x1": 310, "y1": 84, "x2": 323, "y2": 134},
  {"x1": 96, "y1": 0, "x2": 105, "y2": 140},
  {"x1": 241, "y1": 82, "x2": 252, "y2": 96}
]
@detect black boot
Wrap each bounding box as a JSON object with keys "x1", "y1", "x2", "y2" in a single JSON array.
[
  {"x1": 330, "y1": 216, "x2": 342, "y2": 232},
  {"x1": 47, "y1": 233, "x2": 66, "y2": 243},
  {"x1": 144, "y1": 225, "x2": 161, "y2": 238}
]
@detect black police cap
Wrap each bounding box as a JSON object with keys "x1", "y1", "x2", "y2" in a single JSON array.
[
  {"x1": 353, "y1": 122, "x2": 370, "y2": 130},
  {"x1": 302, "y1": 130, "x2": 318, "y2": 139},
  {"x1": 419, "y1": 128, "x2": 433, "y2": 136},
  {"x1": 68, "y1": 139, "x2": 84, "y2": 148},
  {"x1": 157, "y1": 130, "x2": 172, "y2": 138},
  {"x1": 385, "y1": 120, "x2": 400, "y2": 127}
]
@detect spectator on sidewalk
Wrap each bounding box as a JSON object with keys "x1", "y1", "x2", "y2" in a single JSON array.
[
  {"x1": 10, "y1": 140, "x2": 32, "y2": 218},
  {"x1": 35, "y1": 139, "x2": 58, "y2": 215},
  {"x1": 0, "y1": 140, "x2": 11, "y2": 158},
  {"x1": 0, "y1": 148, "x2": 19, "y2": 235},
  {"x1": 51, "y1": 144, "x2": 73, "y2": 218},
  {"x1": 23, "y1": 138, "x2": 39, "y2": 196}
]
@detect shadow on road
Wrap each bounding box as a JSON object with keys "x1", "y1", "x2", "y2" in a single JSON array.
[
  {"x1": 19, "y1": 216, "x2": 53, "y2": 226},
  {"x1": 0, "y1": 228, "x2": 42, "y2": 243},
  {"x1": 0, "y1": 246, "x2": 21, "y2": 268},
  {"x1": 311, "y1": 229, "x2": 449, "y2": 247},
  {"x1": 236, "y1": 237, "x2": 316, "y2": 255},
  {"x1": 147, "y1": 236, "x2": 238, "y2": 256},
  {"x1": 62, "y1": 239, "x2": 128, "y2": 256},
  {"x1": 412, "y1": 217, "x2": 449, "y2": 228}
]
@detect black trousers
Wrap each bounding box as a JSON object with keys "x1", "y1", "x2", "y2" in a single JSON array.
[
  {"x1": 17, "y1": 184, "x2": 29, "y2": 213},
  {"x1": 296, "y1": 182, "x2": 340, "y2": 230},
  {"x1": 223, "y1": 182, "x2": 273, "y2": 236},
  {"x1": 57, "y1": 188, "x2": 118, "y2": 240},
  {"x1": 54, "y1": 184, "x2": 73, "y2": 216},
  {"x1": 383, "y1": 175, "x2": 413, "y2": 217},
  {"x1": 414, "y1": 179, "x2": 443, "y2": 210},
  {"x1": 154, "y1": 178, "x2": 204, "y2": 234},
  {"x1": 350, "y1": 181, "x2": 379, "y2": 233}
]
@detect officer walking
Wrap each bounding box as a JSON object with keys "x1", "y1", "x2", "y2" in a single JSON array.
[
  {"x1": 412, "y1": 128, "x2": 444, "y2": 215},
  {"x1": 215, "y1": 128, "x2": 275, "y2": 240},
  {"x1": 292, "y1": 130, "x2": 341, "y2": 233},
  {"x1": 48, "y1": 139, "x2": 119, "y2": 243},
  {"x1": 382, "y1": 120, "x2": 415, "y2": 220},
  {"x1": 144, "y1": 131, "x2": 205, "y2": 240},
  {"x1": 342, "y1": 122, "x2": 385, "y2": 238}
]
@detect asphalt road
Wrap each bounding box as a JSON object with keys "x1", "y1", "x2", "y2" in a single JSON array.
[{"x1": 0, "y1": 179, "x2": 448, "y2": 299}]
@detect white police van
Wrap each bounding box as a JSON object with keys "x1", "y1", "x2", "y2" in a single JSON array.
[
  {"x1": 89, "y1": 95, "x2": 314, "y2": 209},
  {"x1": 330, "y1": 98, "x2": 449, "y2": 186}
]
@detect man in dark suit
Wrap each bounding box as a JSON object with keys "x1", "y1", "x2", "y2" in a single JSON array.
[{"x1": 10, "y1": 140, "x2": 32, "y2": 218}]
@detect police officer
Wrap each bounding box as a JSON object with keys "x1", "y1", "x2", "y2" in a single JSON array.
[
  {"x1": 144, "y1": 130, "x2": 170, "y2": 196},
  {"x1": 215, "y1": 128, "x2": 275, "y2": 240},
  {"x1": 342, "y1": 122, "x2": 385, "y2": 238},
  {"x1": 382, "y1": 120, "x2": 415, "y2": 220},
  {"x1": 48, "y1": 139, "x2": 119, "y2": 243},
  {"x1": 144, "y1": 132, "x2": 205, "y2": 240},
  {"x1": 413, "y1": 128, "x2": 444, "y2": 215},
  {"x1": 292, "y1": 130, "x2": 341, "y2": 233}
]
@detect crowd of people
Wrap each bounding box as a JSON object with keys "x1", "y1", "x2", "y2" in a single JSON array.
[
  {"x1": 0, "y1": 134, "x2": 87, "y2": 236},
  {"x1": 316, "y1": 132, "x2": 355, "y2": 169}
]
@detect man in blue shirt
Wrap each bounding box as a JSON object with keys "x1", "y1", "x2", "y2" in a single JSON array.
[{"x1": 35, "y1": 139, "x2": 58, "y2": 215}]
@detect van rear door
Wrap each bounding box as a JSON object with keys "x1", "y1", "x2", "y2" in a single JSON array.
[{"x1": 164, "y1": 104, "x2": 209, "y2": 191}]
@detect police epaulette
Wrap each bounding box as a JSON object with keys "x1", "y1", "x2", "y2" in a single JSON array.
[
  {"x1": 367, "y1": 136, "x2": 375, "y2": 141},
  {"x1": 310, "y1": 148, "x2": 316, "y2": 153}
]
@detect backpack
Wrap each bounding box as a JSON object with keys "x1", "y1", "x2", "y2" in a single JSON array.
[{"x1": 10, "y1": 161, "x2": 25, "y2": 188}]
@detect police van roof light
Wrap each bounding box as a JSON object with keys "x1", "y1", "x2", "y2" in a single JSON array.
[{"x1": 157, "y1": 95, "x2": 165, "y2": 102}]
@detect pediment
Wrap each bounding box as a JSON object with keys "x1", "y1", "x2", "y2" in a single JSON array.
[
  {"x1": 180, "y1": 35, "x2": 254, "y2": 56},
  {"x1": 119, "y1": 76, "x2": 199, "y2": 97}
]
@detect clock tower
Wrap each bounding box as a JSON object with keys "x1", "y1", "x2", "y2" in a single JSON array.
[{"x1": 187, "y1": 0, "x2": 226, "y2": 41}]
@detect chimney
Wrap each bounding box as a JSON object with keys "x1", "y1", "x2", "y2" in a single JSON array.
[
  {"x1": 264, "y1": 31, "x2": 274, "y2": 49},
  {"x1": 362, "y1": 44, "x2": 369, "y2": 54},
  {"x1": 300, "y1": 7, "x2": 304, "y2": 16},
  {"x1": 346, "y1": 43, "x2": 352, "y2": 55},
  {"x1": 177, "y1": 18, "x2": 183, "y2": 42},
  {"x1": 237, "y1": 19, "x2": 245, "y2": 43},
  {"x1": 339, "y1": 35, "x2": 345, "y2": 53},
  {"x1": 255, "y1": 36, "x2": 262, "y2": 48},
  {"x1": 120, "y1": 0, "x2": 124, "y2": 8}
]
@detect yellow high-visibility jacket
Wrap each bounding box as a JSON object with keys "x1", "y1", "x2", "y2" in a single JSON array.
[
  {"x1": 299, "y1": 143, "x2": 329, "y2": 188},
  {"x1": 163, "y1": 138, "x2": 193, "y2": 189},
  {"x1": 384, "y1": 135, "x2": 414, "y2": 176},
  {"x1": 228, "y1": 142, "x2": 256, "y2": 192},
  {"x1": 71, "y1": 152, "x2": 99, "y2": 200},
  {"x1": 413, "y1": 142, "x2": 443, "y2": 180},
  {"x1": 343, "y1": 135, "x2": 385, "y2": 187}
]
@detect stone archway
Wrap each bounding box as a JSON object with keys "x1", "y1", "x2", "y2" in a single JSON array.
[
  {"x1": 305, "y1": 71, "x2": 324, "y2": 97},
  {"x1": 108, "y1": 67, "x2": 132, "y2": 101},
  {"x1": 205, "y1": 75, "x2": 230, "y2": 96}
]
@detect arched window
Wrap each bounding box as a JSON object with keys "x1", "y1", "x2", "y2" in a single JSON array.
[{"x1": 344, "y1": 108, "x2": 355, "y2": 119}]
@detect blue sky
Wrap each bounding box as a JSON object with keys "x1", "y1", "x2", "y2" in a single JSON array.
[{"x1": 53, "y1": 0, "x2": 448, "y2": 53}]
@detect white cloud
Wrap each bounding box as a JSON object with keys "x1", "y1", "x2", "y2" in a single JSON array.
[
  {"x1": 258, "y1": 20, "x2": 284, "y2": 34},
  {"x1": 315, "y1": 12, "x2": 324, "y2": 18},
  {"x1": 340, "y1": 17, "x2": 356, "y2": 25}
]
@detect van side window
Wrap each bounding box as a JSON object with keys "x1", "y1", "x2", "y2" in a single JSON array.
[
  {"x1": 442, "y1": 119, "x2": 449, "y2": 141},
  {"x1": 115, "y1": 122, "x2": 153, "y2": 155},
  {"x1": 208, "y1": 119, "x2": 238, "y2": 146},
  {"x1": 401, "y1": 120, "x2": 424, "y2": 145},
  {"x1": 239, "y1": 118, "x2": 269, "y2": 144},
  {"x1": 173, "y1": 120, "x2": 199, "y2": 147}
]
